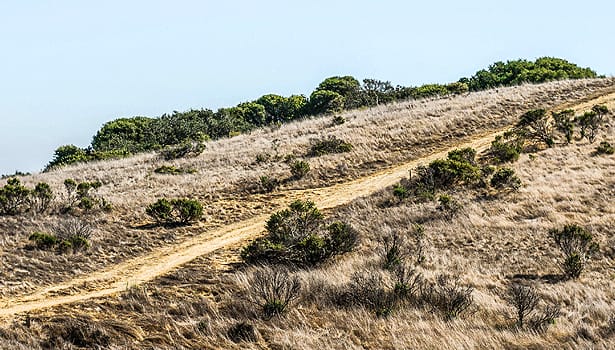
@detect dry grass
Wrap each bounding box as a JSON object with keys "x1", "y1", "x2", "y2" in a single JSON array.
[{"x1": 0, "y1": 79, "x2": 614, "y2": 349}]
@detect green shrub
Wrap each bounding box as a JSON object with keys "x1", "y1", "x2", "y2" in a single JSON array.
[
  {"x1": 62, "y1": 178, "x2": 109, "y2": 213},
  {"x1": 31, "y1": 182, "x2": 54, "y2": 213},
  {"x1": 595, "y1": 141, "x2": 614, "y2": 155},
  {"x1": 436, "y1": 194, "x2": 462, "y2": 218},
  {"x1": 289, "y1": 160, "x2": 310, "y2": 180},
  {"x1": 29, "y1": 232, "x2": 59, "y2": 249},
  {"x1": 426, "y1": 157, "x2": 481, "y2": 189},
  {"x1": 308, "y1": 136, "x2": 353, "y2": 157},
  {"x1": 259, "y1": 175, "x2": 280, "y2": 193},
  {"x1": 488, "y1": 135, "x2": 522, "y2": 163},
  {"x1": 146, "y1": 198, "x2": 202, "y2": 225},
  {"x1": 447, "y1": 147, "x2": 477, "y2": 165},
  {"x1": 0, "y1": 178, "x2": 32, "y2": 215},
  {"x1": 392, "y1": 183, "x2": 409, "y2": 201},
  {"x1": 552, "y1": 109, "x2": 575, "y2": 144},
  {"x1": 549, "y1": 224, "x2": 598, "y2": 279},
  {"x1": 242, "y1": 200, "x2": 356, "y2": 267},
  {"x1": 515, "y1": 109, "x2": 554, "y2": 148},
  {"x1": 490, "y1": 168, "x2": 522, "y2": 191}
]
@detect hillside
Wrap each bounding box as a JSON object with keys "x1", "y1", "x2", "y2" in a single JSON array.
[{"x1": 0, "y1": 78, "x2": 614, "y2": 349}]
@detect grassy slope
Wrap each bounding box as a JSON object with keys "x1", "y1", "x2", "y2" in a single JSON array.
[{"x1": 0, "y1": 78, "x2": 614, "y2": 348}]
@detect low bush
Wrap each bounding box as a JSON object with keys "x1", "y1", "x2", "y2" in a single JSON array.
[
  {"x1": 159, "y1": 141, "x2": 206, "y2": 160},
  {"x1": 487, "y1": 135, "x2": 522, "y2": 163},
  {"x1": 241, "y1": 200, "x2": 357, "y2": 267},
  {"x1": 436, "y1": 194, "x2": 462, "y2": 218},
  {"x1": 507, "y1": 283, "x2": 560, "y2": 332},
  {"x1": 308, "y1": 136, "x2": 353, "y2": 157},
  {"x1": 146, "y1": 198, "x2": 203, "y2": 225},
  {"x1": 550, "y1": 224, "x2": 598, "y2": 279},
  {"x1": 490, "y1": 168, "x2": 522, "y2": 191},
  {"x1": 421, "y1": 274, "x2": 474, "y2": 320},
  {"x1": 62, "y1": 178, "x2": 111, "y2": 213},
  {"x1": 595, "y1": 141, "x2": 614, "y2": 155},
  {"x1": 289, "y1": 160, "x2": 310, "y2": 180},
  {"x1": 29, "y1": 232, "x2": 59, "y2": 249},
  {"x1": 335, "y1": 270, "x2": 396, "y2": 317},
  {"x1": 249, "y1": 266, "x2": 301, "y2": 318},
  {"x1": 0, "y1": 178, "x2": 55, "y2": 215},
  {"x1": 28, "y1": 219, "x2": 92, "y2": 253},
  {"x1": 259, "y1": 175, "x2": 280, "y2": 193}
]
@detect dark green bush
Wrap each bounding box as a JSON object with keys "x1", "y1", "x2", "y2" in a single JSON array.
[
  {"x1": 490, "y1": 168, "x2": 522, "y2": 191},
  {"x1": 595, "y1": 141, "x2": 615, "y2": 155},
  {"x1": 242, "y1": 200, "x2": 356, "y2": 267},
  {"x1": 29, "y1": 232, "x2": 59, "y2": 249},
  {"x1": 259, "y1": 175, "x2": 280, "y2": 193},
  {"x1": 331, "y1": 115, "x2": 346, "y2": 125},
  {"x1": 31, "y1": 182, "x2": 54, "y2": 213},
  {"x1": 62, "y1": 178, "x2": 109, "y2": 213},
  {"x1": 436, "y1": 194, "x2": 462, "y2": 218},
  {"x1": 487, "y1": 135, "x2": 522, "y2": 163},
  {"x1": 289, "y1": 160, "x2": 310, "y2": 180},
  {"x1": 159, "y1": 141, "x2": 206, "y2": 160},
  {"x1": 335, "y1": 270, "x2": 396, "y2": 317},
  {"x1": 549, "y1": 224, "x2": 598, "y2": 279},
  {"x1": 308, "y1": 136, "x2": 353, "y2": 157},
  {"x1": 0, "y1": 178, "x2": 31, "y2": 215},
  {"x1": 515, "y1": 109, "x2": 554, "y2": 148},
  {"x1": 392, "y1": 183, "x2": 409, "y2": 201},
  {"x1": 146, "y1": 198, "x2": 202, "y2": 225},
  {"x1": 552, "y1": 109, "x2": 575, "y2": 144}
]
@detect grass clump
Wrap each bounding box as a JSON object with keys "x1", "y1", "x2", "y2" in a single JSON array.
[
  {"x1": 595, "y1": 141, "x2": 614, "y2": 155},
  {"x1": 248, "y1": 266, "x2": 301, "y2": 319},
  {"x1": 289, "y1": 160, "x2": 310, "y2": 180},
  {"x1": 490, "y1": 167, "x2": 522, "y2": 191},
  {"x1": 153, "y1": 165, "x2": 197, "y2": 175}
]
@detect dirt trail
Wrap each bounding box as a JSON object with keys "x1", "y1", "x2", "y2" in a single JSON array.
[{"x1": 2, "y1": 91, "x2": 615, "y2": 319}]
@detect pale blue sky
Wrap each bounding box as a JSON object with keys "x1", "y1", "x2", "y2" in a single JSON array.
[{"x1": 0, "y1": 0, "x2": 612, "y2": 175}]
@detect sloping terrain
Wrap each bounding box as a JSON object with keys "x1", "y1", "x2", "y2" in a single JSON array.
[{"x1": 0, "y1": 79, "x2": 614, "y2": 349}]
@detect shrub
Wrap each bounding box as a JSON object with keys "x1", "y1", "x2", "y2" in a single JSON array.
[
  {"x1": 153, "y1": 165, "x2": 196, "y2": 174},
  {"x1": 227, "y1": 322, "x2": 258, "y2": 343},
  {"x1": 422, "y1": 274, "x2": 474, "y2": 320},
  {"x1": 487, "y1": 135, "x2": 522, "y2": 163},
  {"x1": 242, "y1": 200, "x2": 356, "y2": 266},
  {"x1": 289, "y1": 160, "x2": 310, "y2": 180},
  {"x1": 379, "y1": 230, "x2": 408, "y2": 270},
  {"x1": 436, "y1": 194, "x2": 462, "y2": 218},
  {"x1": 595, "y1": 141, "x2": 614, "y2": 155},
  {"x1": 506, "y1": 283, "x2": 561, "y2": 332},
  {"x1": 146, "y1": 198, "x2": 203, "y2": 225},
  {"x1": 447, "y1": 147, "x2": 477, "y2": 165},
  {"x1": 549, "y1": 224, "x2": 598, "y2": 279},
  {"x1": 552, "y1": 109, "x2": 575, "y2": 144},
  {"x1": 159, "y1": 141, "x2": 206, "y2": 160},
  {"x1": 393, "y1": 263, "x2": 424, "y2": 304},
  {"x1": 393, "y1": 183, "x2": 409, "y2": 201},
  {"x1": 62, "y1": 178, "x2": 109, "y2": 213},
  {"x1": 308, "y1": 90, "x2": 345, "y2": 115},
  {"x1": 331, "y1": 115, "x2": 346, "y2": 125},
  {"x1": 426, "y1": 157, "x2": 481, "y2": 189},
  {"x1": 30, "y1": 182, "x2": 54, "y2": 213},
  {"x1": 490, "y1": 168, "x2": 522, "y2": 191},
  {"x1": 53, "y1": 218, "x2": 93, "y2": 252},
  {"x1": 335, "y1": 270, "x2": 396, "y2": 317},
  {"x1": 29, "y1": 232, "x2": 59, "y2": 249},
  {"x1": 515, "y1": 109, "x2": 554, "y2": 148},
  {"x1": 308, "y1": 136, "x2": 353, "y2": 157},
  {"x1": 249, "y1": 266, "x2": 301, "y2": 318},
  {"x1": 576, "y1": 105, "x2": 607, "y2": 143},
  {"x1": 0, "y1": 178, "x2": 31, "y2": 215},
  {"x1": 259, "y1": 175, "x2": 280, "y2": 193}
]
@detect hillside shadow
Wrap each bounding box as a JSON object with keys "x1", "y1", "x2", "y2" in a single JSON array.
[{"x1": 509, "y1": 273, "x2": 565, "y2": 284}]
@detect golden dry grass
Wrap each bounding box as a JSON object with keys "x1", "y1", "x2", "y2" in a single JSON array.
[{"x1": 0, "y1": 78, "x2": 614, "y2": 349}]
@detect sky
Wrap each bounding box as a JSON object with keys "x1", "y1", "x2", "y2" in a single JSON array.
[{"x1": 0, "y1": 0, "x2": 613, "y2": 175}]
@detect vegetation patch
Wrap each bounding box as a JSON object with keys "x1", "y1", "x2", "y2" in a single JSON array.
[
  {"x1": 153, "y1": 165, "x2": 197, "y2": 175},
  {"x1": 308, "y1": 136, "x2": 353, "y2": 157},
  {"x1": 146, "y1": 198, "x2": 203, "y2": 225}
]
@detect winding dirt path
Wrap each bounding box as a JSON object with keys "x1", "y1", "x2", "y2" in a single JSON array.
[{"x1": 2, "y1": 90, "x2": 615, "y2": 319}]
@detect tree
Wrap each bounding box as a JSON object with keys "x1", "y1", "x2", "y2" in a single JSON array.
[
  {"x1": 552, "y1": 109, "x2": 575, "y2": 144},
  {"x1": 515, "y1": 109, "x2": 554, "y2": 148},
  {"x1": 361, "y1": 79, "x2": 395, "y2": 106},
  {"x1": 256, "y1": 94, "x2": 288, "y2": 123},
  {"x1": 45, "y1": 145, "x2": 90, "y2": 171},
  {"x1": 91, "y1": 117, "x2": 154, "y2": 152},
  {"x1": 308, "y1": 90, "x2": 344, "y2": 115},
  {"x1": 315, "y1": 76, "x2": 361, "y2": 109}
]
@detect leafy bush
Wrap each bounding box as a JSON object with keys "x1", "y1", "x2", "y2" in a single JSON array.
[
  {"x1": 241, "y1": 200, "x2": 356, "y2": 266},
  {"x1": 62, "y1": 178, "x2": 110, "y2": 213},
  {"x1": 595, "y1": 141, "x2": 615, "y2": 155},
  {"x1": 289, "y1": 160, "x2": 310, "y2": 180},
  {"x1": 549, "y1": 224, "x2": 598, "y2": 279},
  {"x1": 552, "y1": 109, "x2": 575, "y2": 144},
  {"x1": 308, "y1": 136, "x2": 353, "y2": 157},
  {"x1": 259, "y1": 175, "x2": 280, "y2": 193},
  {"x1": 31, "y1": 182, "x2": 54, "y2": 213},
  {"x1": 249, "y1": 266, "x2": 301, "y2": 318},
  {"x1": 392, "y1": 183, "x2": 409, "y2": 201},
  {"x1": 515, "y1": 109, "x2": 555, "y2": 148},
  {"x1": 308, "y1": 90, "x2": 345, "y2": 115},
  {"x1": 490, "y1": 168, "x2": 522, "y2": 191},
  {"x1": 29, "y1": 232, "x2": 59, "y2": 249},
  {"x1": 0, "y1": 178, "x2": 32, "y2": 215},
  {"x1": 153, "y1": 165, "x2": 196, "y2": 174},
  {"x1": 436, "y1": 194, "x2": 462, "y2": 218},
  {"x1": 379, "y1": 224, "x2": 426, "y2": 269},
  {"x1": 146, "y1": 198, "x2": 203, "y2": 225},
  {"x1": 577, "y1": 105, "x2": 608, "y2": 143},
  {"x1": 487, "y1": 135, "x2": 522, "y2": 163}
]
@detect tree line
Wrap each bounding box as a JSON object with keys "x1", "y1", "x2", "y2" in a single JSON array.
[{"x1": 44, "y1": 57, "x2": 598, "y2": 171}]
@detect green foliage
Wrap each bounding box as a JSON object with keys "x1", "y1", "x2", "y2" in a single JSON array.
[
  {"x1": 315, "y1": 76, "x2": 362, "y2": 108},
  {"x1": 426, "y1": 158, "x2": 481, "y2": 189},
  {"x1": 447, "y1": 147, "x2": 477, "y2": 165},
  {"x1": 411, "y1": 84, "x2": 449, "y2": 99},
  {"x1": 45, "y1": 145, "x2": 90, "y2": 171},
  {"x1": 552, "y1": 109, "x2": 575, "y2": 144},
  {"x1": 62, "y1": 178, "x2": 109, "y2": 213},
  {"x1": 242, "y1": 200, "x2": 356, "y2": 266},
  {"x1": 259, "y1": 175, "x2": 280, "y2": 193},
  {"x1": 595, "y1": 141, "x2": 614, "y2": 155},
  {"x1": 31, "y1": 182, "x2": 54, "y2": 213},
  {"x1": 146, "y1": 198, "x2": 202, "y2": 225},
  {"x1": 159, "y1": 141, "x2": 206, "y2": 160},
  {"x1": 308, "y1": 136, "x2": 353, "y2": 157},
  {"x1": 576, "y1": 105, "x2": 608, "y2": 143},
  {"x1": 91, "y1": 117, "x2": 156, "y2": 153},
  {"x1": 153, "y1": 165, "x2": 197, "y2": 175},
  {"x1": 464, "y1": 57, "x2": 597, "y2": 91},
  {"x1": 289, "y1": 160, "x2": 310, "y2": 180},
  {"x1": 490, "y1": 168, "x2": 522, "y2": 191},
  {"x1": 488, "y1": 135, "x2": 522, "y2": 163},
  {"x1": 361, "y1": 79, "x2": 395, "y2": 106},
  {"x1": 308, "y1": 90, "x2": 345, "y2": 115},
  {"x1": 29, "y1": 232, "x2": 59, "y2": 249},
  {"x1": 515, "y1": 109, "x2": 554, "y2": 148},
  {"x1": 436, "y1": 194, "x2": 462, "y2": 218},
  {"x1": 331, "y1": 114, "x2": 346, "y2": 125},
  {"x1": 549, "y1": 224, "x2": 598, "y2": 279},
  {"x1": 0, "y1": 178, "x2": 31, "y2": 215},
  {"x1": 392, "y1": 183, "x2": 409, "y2": 200}
]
